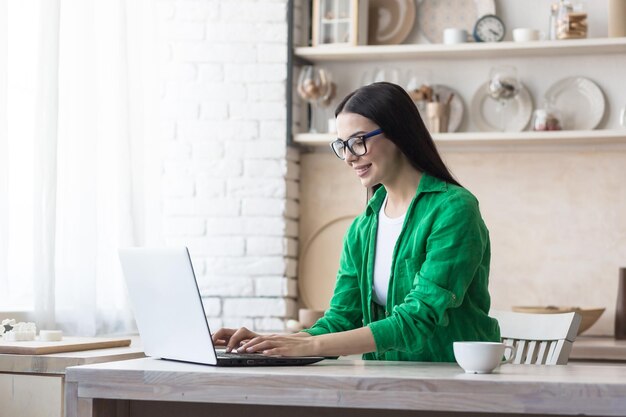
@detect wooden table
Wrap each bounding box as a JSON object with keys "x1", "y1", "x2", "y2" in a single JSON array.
[
  {"x1": 65, "y1": 357, "x2": 626, "y2": 417},
  {"x1": 0, "y1": 338, "x2": 143, "y2": 417}
]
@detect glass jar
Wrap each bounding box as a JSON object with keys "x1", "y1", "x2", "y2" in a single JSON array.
[
  {"x1": 556, "y1": 0, "x2": 588, "y2": 39},
  {"x1": 531, "y1": 107, "x2": 563, "y2": 131},
  {"x1": 549, "y1": 2, "x2": 559, "y2": 40}
]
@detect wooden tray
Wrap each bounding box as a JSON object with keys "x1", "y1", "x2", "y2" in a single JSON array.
[{"x1": 0, "y1": 337, "x2": 131, "y2": 355}]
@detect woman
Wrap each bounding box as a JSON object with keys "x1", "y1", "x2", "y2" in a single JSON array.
[{"x1": 213, "y1": 82, "x2": 500, "y2": 362}]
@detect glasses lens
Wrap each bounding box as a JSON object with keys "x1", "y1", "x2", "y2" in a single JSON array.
[
  {"x1": 349, "y1": 137, "x2": 366, "y2": 156},
  {"x1": 331, "y1": 140, "x2": 346, "y2": 159}
]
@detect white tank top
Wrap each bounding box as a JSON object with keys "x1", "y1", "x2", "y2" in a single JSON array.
[{"x1": 372, "y1": 194, "x2": 406, "y2": 306}]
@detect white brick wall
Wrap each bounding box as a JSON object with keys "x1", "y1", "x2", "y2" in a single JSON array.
[{"x1": 158, "y1": 0, "x2": 296, "y2": 332}]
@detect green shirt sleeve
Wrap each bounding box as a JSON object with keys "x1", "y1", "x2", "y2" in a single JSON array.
[
  {"x1": 302, "y1": 220, "x2": 364, "y2": 336},
  {"x1": 368, "y1": 193, "x2": 489, "y2": 354}
]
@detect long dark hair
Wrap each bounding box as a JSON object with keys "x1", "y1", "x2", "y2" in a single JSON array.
[{"x1": 335, "y1": 82, "x2": 461, "y2": 188}]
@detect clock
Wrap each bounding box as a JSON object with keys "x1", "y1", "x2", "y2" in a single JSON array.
[{"x1": 473, "y1": 14, "x2": 506, "y2": 42}]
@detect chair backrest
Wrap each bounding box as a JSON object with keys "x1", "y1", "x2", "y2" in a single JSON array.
[{"x1": 490, "y1": 310, "x2": 582, "y2": 365}]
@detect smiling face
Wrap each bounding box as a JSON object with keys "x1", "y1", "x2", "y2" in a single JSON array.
[{"x1": 335, "y1": 112, "x2": 405, "y2": 189}]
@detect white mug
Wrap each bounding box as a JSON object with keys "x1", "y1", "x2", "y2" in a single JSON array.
[
  {"x1": 512, "y1": 28, "x2": 542, "y2": 42},
  {"x1": 443, "y1": 28, "x2": 468, "y2": 44},
  {"x1": 453, "y1": 341, "x2": 516, "y2": 374}
]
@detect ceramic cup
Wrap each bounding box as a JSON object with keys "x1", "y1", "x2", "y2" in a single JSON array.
[
  {"x1": 443, "y1": 28, "x2": 468, "y2": 44},
  {"x1": 453, "y1": 341, "x2": 516, "y2": 374},
  {"x1": 512, "y1": 28, "x2": 542, "y2": 42}
]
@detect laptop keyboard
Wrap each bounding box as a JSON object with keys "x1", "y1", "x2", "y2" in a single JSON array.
[{"x1": 217, "y1": 351, "x2": 267, "y2": 359}]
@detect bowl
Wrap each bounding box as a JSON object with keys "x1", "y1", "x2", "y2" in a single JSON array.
[{"x1": 511, "y1": 306, "x2": 605, "y2": 335}]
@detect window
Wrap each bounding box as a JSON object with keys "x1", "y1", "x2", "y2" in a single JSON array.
[{"x1": 0, "y1": 0, "x2": 40, "y2": 312}]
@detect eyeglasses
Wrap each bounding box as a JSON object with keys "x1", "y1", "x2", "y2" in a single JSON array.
[{"x1": 330, "y1": 128, "x2": 383, "y2": 160}]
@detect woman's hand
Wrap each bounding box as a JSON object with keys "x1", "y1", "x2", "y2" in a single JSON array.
[
  {"x1": 214, "y1": 326, "x2": 375, "y2": 357},
  {"x1": 212, "y1": 327, "x2": 261, "y2": 353},
  {"x1": 238, "y1": 334, "x2": 319, "y2": 357}
]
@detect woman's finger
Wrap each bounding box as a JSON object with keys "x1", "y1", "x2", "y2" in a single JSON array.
[
  {"x1": 244, "y1": 339, "x2": 276, "y2": 353},
  {"x1": 238, "y1": 335, "x2": 271, "y2": 352},
  {"x1": 226, "y1": 327, "x2": 258, "y2": 352},
  {"x1": 211, "y1": 328, "x2": 235, "y2": 345}
]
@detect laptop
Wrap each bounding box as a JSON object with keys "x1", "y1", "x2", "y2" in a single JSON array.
[{"x1": 118, "y1": 247, "x2": 324, "y2": 366}]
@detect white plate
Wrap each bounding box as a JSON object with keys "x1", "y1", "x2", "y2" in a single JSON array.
[
  {"x1": 418, "y1": 0, "x2": 495, "y2": 44},
  {"x1": 414, "y1": 84, "x2": 465, "y2": 132},
  {"x1": 368, "y1": 0, "x2": 416, "y2": 45},
  {"x1": 543, "y1": 77, "x2": 605, "y2": 130},
  {"x1": 471, "y1": 81, "x2": 534, "y2": 132}
]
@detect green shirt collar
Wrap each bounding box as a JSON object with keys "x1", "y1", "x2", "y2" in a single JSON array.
[{"x1": 366, "y1": 172, "x2": 448, "y2": 215}]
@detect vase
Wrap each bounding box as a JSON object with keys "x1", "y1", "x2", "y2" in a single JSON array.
[{"x1": 609, "y1": 0, "x2": 626, "y2": 37}]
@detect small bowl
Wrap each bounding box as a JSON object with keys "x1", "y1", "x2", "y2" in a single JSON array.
[{"x1": 511, "y1": 306, "x2": 605, "y2": 335}]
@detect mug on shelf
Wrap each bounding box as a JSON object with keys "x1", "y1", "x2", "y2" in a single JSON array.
[
  {"x1": 531, "y1": 107, "x2": 562, "y2": 131},
  {"x1": 512, "y1": 28, "x2": 543, "y2": 42},
  {"x1": 443, "y1": 28, "x2": 468, "y2": 44}
]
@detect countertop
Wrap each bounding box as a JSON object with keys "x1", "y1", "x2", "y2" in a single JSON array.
[
  {"x1": 0, "y1": 336, "x2": 144, "y2": 374},
  {"x1": 570, "y1": 335, "x2": 626, "y2": 361},
  {"x1": 66, "y1": 357, "x2": 626, "y2": 416}
]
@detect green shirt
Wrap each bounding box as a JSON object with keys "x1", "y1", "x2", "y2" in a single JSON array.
[{"x1": 303, "y1": 173, "x2": 500, "y2": 362}]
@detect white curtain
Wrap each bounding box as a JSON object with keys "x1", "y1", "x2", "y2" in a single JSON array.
[{"x1": 1, "y1": 0, "x2": 160, "y2": 335}]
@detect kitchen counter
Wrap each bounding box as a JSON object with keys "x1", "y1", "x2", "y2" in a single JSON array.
[
  {"x1": 65, "y1": 357, "x2": 626, "y2": 417},
  {"x1": 570, "y1": 336, "x2": 626, "y2": 362},
  {"x1": 0, "y1": 336, "x2": 144, "y2": 374},
  {"x1": 0, "y1": 337, "x2": 144, "y2": 417}
]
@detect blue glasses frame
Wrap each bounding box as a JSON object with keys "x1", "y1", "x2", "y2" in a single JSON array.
[{"x1": 330, "y1": 128, "x2": 383, "y2": 160}]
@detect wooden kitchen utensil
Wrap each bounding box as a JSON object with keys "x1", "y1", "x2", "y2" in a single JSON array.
[{"x1": 0, "y1": 336, "x2": 131, "y2": 355}]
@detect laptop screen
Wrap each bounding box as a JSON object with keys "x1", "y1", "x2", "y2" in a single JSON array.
[{"x1": 119, "y1": 247, "x2": 219, "y2": 365}]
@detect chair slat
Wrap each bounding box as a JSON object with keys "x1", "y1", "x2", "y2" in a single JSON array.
[
  {"x1": 524, "y1": 341, "x2": 537, "y2": 364},
  {"x1": 535, "y1": 341, "x2": 549, "y2": 365},
  {"x1": 546, "y1": 340, "x2": 558, "y2": 365},
  {"x1": 513, "y1": 340, "x2": 526, "y2": 364},
  {"x1": 555, "y1": 340, "x2": 574, "y2": 365}
]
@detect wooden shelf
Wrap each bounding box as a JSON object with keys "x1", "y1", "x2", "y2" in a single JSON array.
[
  {"x1": 294, "y1": 37, "x2": 626, "y2": 62},
  {"x1": 293, "y1": 129, "x2": 626, "y2": 148}
]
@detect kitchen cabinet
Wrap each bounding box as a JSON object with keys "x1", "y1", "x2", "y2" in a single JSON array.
[{"x1": 0, "y1": 338, "x2": 143, "y2": 417}]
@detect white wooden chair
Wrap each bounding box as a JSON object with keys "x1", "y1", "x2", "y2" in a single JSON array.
[{"x1": 489, "y1": 310, "x2": 582, "y2": 365}]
